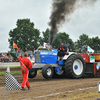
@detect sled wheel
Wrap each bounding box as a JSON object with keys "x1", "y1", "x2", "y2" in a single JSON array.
[
  {"x1": 64, "y1": 54, "x2": 86, "y2": 79},
  {"x1": 28, "y1": 70, "x2": 37, "y2": 78},
  {"x1": 42, "y1": 64, "x2": 54, "y2": 79}
]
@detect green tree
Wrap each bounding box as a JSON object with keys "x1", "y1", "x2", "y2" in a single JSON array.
[
  {"x1": 39, "y1": 28, "x2": 50, "y2": 45},
  {"x1": 8, "y1": 18, "x2": 40, "y2": 52},
  {"x1": 75, "y1": 34, "x2": 90, "y2": 53},
  {"x1": 90, "y1": 36, "x2": 100, "y2": 53},
  {"x1": 52, "y1": 32, "x2": 73, "y2": 51}
]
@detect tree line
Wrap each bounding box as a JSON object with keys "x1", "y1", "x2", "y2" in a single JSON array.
[{"x1": 8, "y1": 18, "x2": 100, "y2": 53}]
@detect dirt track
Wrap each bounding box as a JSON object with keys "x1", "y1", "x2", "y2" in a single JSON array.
[{"x1": 0, "y1": 67, "x2": 100, "y2": 100}]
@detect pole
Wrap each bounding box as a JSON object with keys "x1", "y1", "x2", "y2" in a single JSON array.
[
  {"x1": 50, "y1": 45, "x2": 52, "y2": 51},
  {"x1": 6, "y1": 89, "x2": 8, "y2": 100},
  {"x1": 5, "y1": 71, "x2": 8, "y2": 100}
]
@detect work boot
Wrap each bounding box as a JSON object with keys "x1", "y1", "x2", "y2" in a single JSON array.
[
  {"x1": 21, "y1": 87, "x2": 26, "y2": 91},
  {"x1": 28, "y1": 87, "x2": 31, "y2": 90}
]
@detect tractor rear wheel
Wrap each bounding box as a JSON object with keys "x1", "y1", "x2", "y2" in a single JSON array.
[
  {"x1": 64, "y1": 54, "x2": 86, "y2": 79},
  {"x1": 42, "y1": 64, "x2": 54, "y2": 79}
]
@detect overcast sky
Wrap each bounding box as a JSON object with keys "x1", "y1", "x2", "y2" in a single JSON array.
[{"x1": 0, "y1": 0, "x2": 100, "y2": 52}]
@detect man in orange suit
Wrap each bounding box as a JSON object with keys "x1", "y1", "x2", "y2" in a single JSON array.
[{"x1": 18, "y1": 52, "x2": 32, "y2": 90}]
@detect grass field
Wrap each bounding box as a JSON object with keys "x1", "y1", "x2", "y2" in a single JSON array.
[
  {"x1": 0, "y1": 71, "x2": 21, "y2": 75},
  {"x1": 0, "y1": 66, "x2": 20, "y2": 68},
  {"x1": 0, "y1": 67, "x2": 42, "y2": 75}
]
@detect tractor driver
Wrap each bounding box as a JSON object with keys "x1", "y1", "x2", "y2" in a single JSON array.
[{"x1": 58, "y1": 42, "x2": 68, "y2": 59}]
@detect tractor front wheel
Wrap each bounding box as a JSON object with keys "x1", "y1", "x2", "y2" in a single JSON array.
[{"x1": 42, "y1": 64, "x2": 54, "y2": 79}]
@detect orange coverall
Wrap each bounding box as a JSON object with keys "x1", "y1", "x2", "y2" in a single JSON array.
[{"x1": 19, "y1": 57, "x2": 32, "y2": 88}]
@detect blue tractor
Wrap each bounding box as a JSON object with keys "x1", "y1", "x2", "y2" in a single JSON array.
[{"x1": 28, "y1": 48, "x2": 86, "y2": 79}]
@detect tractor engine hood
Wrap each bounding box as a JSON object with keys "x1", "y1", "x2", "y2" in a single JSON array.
[{"x1": 34, "y1": 49, "x2": 58, "y2": 64}]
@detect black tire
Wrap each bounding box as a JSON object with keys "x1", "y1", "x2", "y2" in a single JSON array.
[
  {"x1": 64, "y1": 54, "x2": 86, "y2": 79},
  {"x1": 42, "y1": 64, "x2": 54, "y2": 79},
  {"x1": 28, "y1": 70, "x2": 37, "y2": 78}
]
